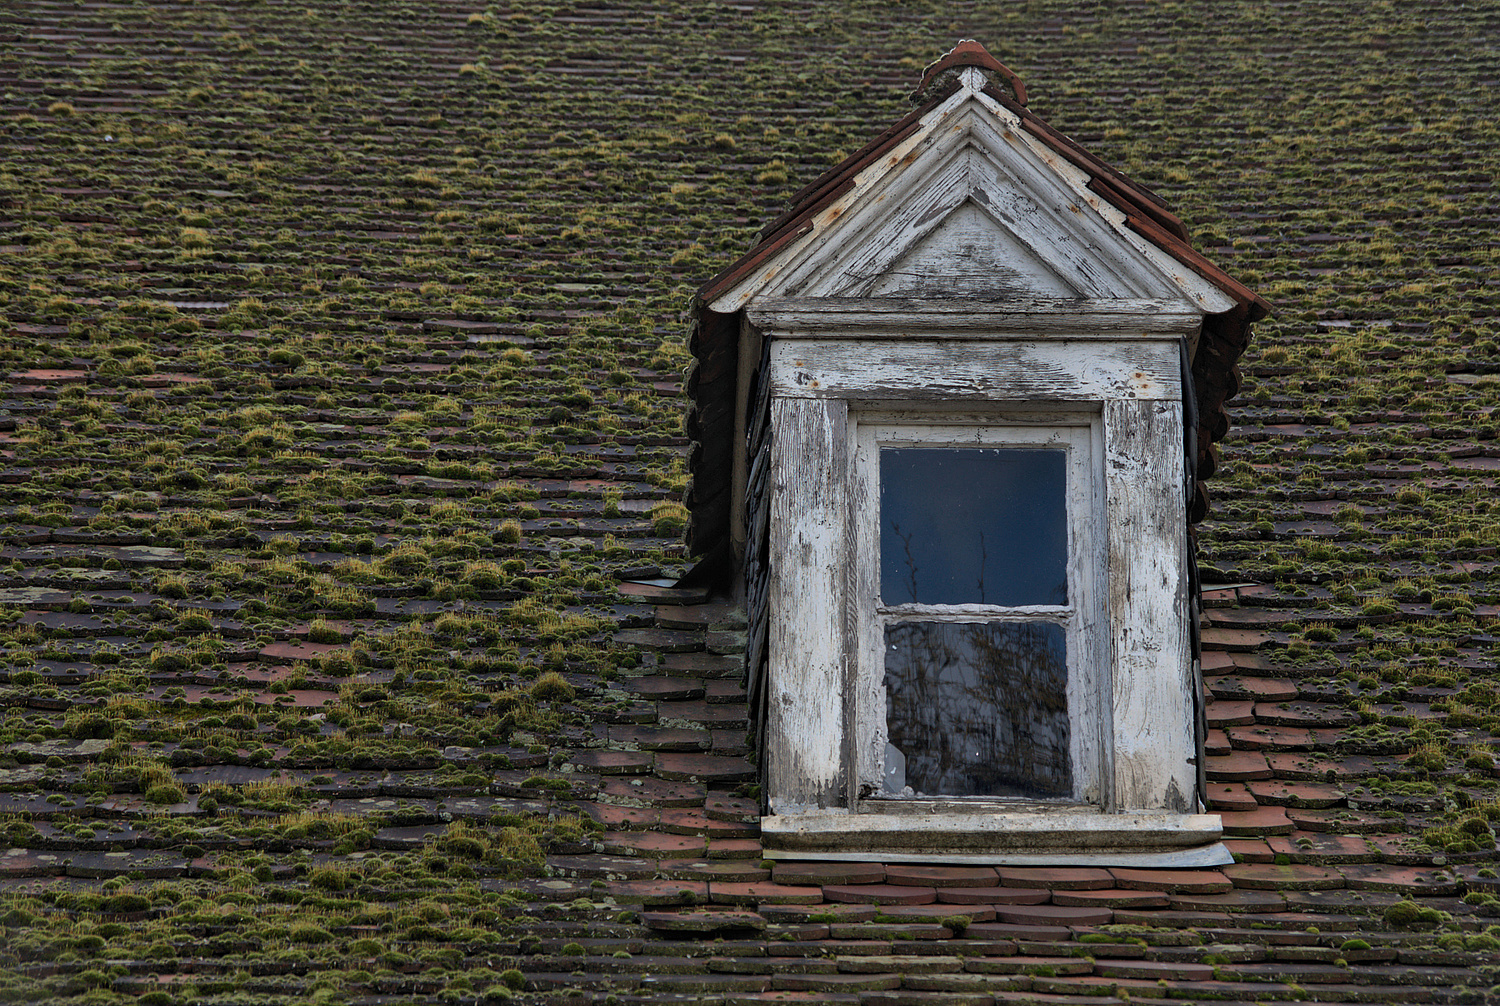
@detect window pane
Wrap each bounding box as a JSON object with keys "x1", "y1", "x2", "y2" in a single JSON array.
[
  {"x1": 880, "y1": 447, "x2": 1066, "y2": 606},
  {"x1": 883, "y1": 620, "x2": 1071, "y2": 798}
]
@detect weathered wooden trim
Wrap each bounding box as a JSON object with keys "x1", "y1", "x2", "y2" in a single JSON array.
[
  {"x1": 769, "y1": 339, "x2": 1182, "y2": 402},
  {"x1": 799, "y1": 145, "x2": 974, "y2": 298},
  {"x1": 1104, "y1": 399, "x2": 1196, "y2": 812},
  {"x1": 748, "y1": 297, "x2": 1206, "y2": 337},
  {"x1": 850, "y1": 422, "x2": 882, "y2": 798},
  {"x1": 706, "y1": 81, "x2": 980, "y2": 314},
  {"x1": 728, "y1": 316, "x2": 762, "y2": 565},
  {"x1": 762, "y1": 807, "x2": 1223, "y2": 855},
  {"x1": 971, "y1": 111, "x2": 1239, "y2": 315},
  {"x1": 839, "y1": 411, "x2": 863, "y2": 815},
  {"x1": 761, "y1": 843, "x2": 1233, "y2": 868},
  {"x1": 767, "y1": 396, "x2": 849, "y2": 813},
  {"x1": 713, "y1": 92, "x2": 1241, "y2": 314},
  {"x1": 1080, "y1": 413, "x2": 1116, "y2": 809},
  {"x1": 849, "y1": 418, "x2": 1104, "y2": 805},
  {"x1": 1085, "y1": 416, "x2": 1113, "y2": 812},
  {"x1": 786, "y1": 104, "x2": 1173, "y2": 301}
]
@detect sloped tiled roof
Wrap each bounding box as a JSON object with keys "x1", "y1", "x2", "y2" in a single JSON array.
[{"x1": 1, "y1": 1, "x2": 1498, "y2": 1003}]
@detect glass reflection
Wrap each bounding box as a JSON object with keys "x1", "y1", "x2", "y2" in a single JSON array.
[
  {"x1": 880, "y1": 447, "x2": 1066, "y2": 606},
  {"x1": 883, "y1": 620, "x2": 1070, "y2": 798}
]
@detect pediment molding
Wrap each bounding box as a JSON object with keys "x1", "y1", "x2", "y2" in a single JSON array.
[
  {"x1": 708, "y1": 77, "x2": 1235, "y2": 318},
  {"x1": 745, "y1": 296, "x2": 1206, "y2": 338}
]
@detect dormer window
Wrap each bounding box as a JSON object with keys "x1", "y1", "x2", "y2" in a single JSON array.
[
  {"x1": 681, "y1": 42, "x2": 1267, "y2": 865},
  {"x1": 754, "y1": 331, "x2": 1212, "y2": 863},
  {"x1": 856, "y1": 416, "x2": 1100, "y2": 807}
]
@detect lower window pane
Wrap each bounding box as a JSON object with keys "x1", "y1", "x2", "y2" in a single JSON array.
[{"x1": 883, "y1": 621, "x2": 1071, "y2": 799}]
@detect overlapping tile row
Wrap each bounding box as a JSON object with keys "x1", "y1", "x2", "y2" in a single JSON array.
[
  {"x1": 1, "y1": 0, "x2": 1498, "y2": 1002},
  {"x1": 506, "y1": 595, "x2": 1498, "y2": 1004}
]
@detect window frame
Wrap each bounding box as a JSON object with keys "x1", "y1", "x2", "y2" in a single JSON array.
[
  {"x1": 849, "y1": 412, "x2": 1109, "y2": 812},
  {"x1": 756, "y1": 330, "x2": 1223, "y2": 863}
]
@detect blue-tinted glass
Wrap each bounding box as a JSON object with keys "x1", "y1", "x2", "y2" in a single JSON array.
[
  {"x1": 880, "y1": 447, "x2": 1066, "y2": 606},
  {"x1": 883, "y1": 620, "x2": 1070, "y2": 798}
]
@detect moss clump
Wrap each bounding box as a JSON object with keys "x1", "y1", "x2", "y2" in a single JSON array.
[
  {"x1": 67, "y1": 713, "x2": 117, "y2": 740},
  {"x1": 529, "y1": 671, "x2": 575, "y2": 703},
  {"x1": 0, "y1": 907, "x2": 36, "y2": 928},
  {"x1": 288, "y1": 923, "x2": 336, "y2": 944},
  {"x1": 144, "y1": 783, "x2": 186, "y2": 804},
  {"x1": 1383, "y1": 899, "x2": 1451, "y2": 929},
  {"x1": 939, "y1": 914, "x2": 971, "y2": 935},
  {"x1": 436, "y1": 824, "x2": 488, "y2": 861},
  {"x1": 309, "y1": 866, "x2": 353, "y2": 891},
  {"x1": 100, "y1": 892, "x2": 151, "y2": 914}
]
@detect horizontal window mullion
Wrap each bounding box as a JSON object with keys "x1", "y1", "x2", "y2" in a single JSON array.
[{"x1": 878, "y1": 604, "x2": 1071, "y2": 619}]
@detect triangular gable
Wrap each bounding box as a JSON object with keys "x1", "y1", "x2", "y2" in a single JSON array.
[
  {"x1": 704, "y1": 68, "x2": 1239, "y2": 318},
  {"x1": 862, "y1": 200, "x2": 1079, "y2": 299}
]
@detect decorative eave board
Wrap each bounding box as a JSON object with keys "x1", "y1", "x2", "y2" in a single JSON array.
[{"x1": 703, "y1": 68, "x2": 1240, "y2": 322}]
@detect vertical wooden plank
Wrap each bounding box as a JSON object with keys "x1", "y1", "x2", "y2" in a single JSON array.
[
  {"x1": 729, "y1": 316, "x2": 763, "y2": 565},
  {"x1": 1105, "y1": 399, "x2": 1195, "y2": 812},
  {"x1": 850, "y1": 422, "x2": 883, "y2": 799},
  {"x1": 1071, "y1": 418, "x2": 1109, "y2": 809},
  {"x1": 767, "y1": 396, "x2": 849, "y2": 813}
]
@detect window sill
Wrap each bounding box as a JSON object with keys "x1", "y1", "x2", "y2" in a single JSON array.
[{"x1": 761, "y1": 809, "x2": 1229, "y2": 867}]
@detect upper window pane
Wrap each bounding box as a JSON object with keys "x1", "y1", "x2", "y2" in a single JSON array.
[{"x1": 879, "y1": 447, "x2": 1067, "y2": 606}]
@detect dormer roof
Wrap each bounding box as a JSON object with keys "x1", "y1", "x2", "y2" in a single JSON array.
[
  {"x1": 685, "y1": 43, "x2": 1268, "y2": 565},
  {"x1": 696, "y1": 44, "x2": 1267, "y2": 322}
]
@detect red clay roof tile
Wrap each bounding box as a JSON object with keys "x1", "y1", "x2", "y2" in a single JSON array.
[{"x1": 823, "y1": 883, "x2": 938, "y2": 906}]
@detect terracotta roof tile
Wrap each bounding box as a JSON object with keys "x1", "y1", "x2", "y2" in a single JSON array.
[
  {"x1": 773, "y1": 862, "x2": 887, "y2": 886},
  {"x1": 996, "y1": 867, "x2": 1114, "y2": 890},
  {"x1": 1217, "y1": 806, "x2": 1296, "y2": 836},
  {"x1": 1108, "y1": 868, "x2": 1234, "y2": 894},
  {"x1": 993, "y1": 903, "x2": 1114, "y2": 926},
  {"x1": 935, "y1": 887, "x2": 1051, "y2": 906},
  {"x1": 1049, "y1": 889, "x2": 1171, "y2": 909},
  {"x1": 824, "y1": 883, "x2": 939, "y2": 906},
  {"x1": 884, "y1": 865, "x2": 1001, "y2": 888}
]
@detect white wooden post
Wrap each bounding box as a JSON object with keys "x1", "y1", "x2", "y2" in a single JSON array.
[
  {"x1": 1104, "y1": 398, "x2": 1196, "y2": 812},
  {"x1": 766, "y1": 396, "x2": 849, "y2": 812}
]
